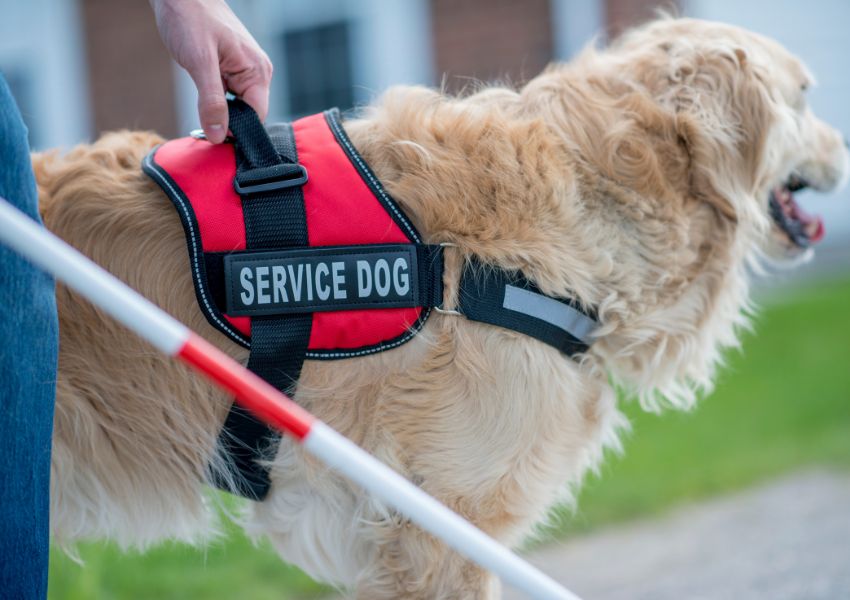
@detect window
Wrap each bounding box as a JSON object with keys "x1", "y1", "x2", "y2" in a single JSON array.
[{"x1": 283, "y1": 21, "x2": 355, "y2": 118}]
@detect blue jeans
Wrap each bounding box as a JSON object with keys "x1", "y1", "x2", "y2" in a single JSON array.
[{"x1": 0, "y1": 73, "x2": 58, "y2": 599}]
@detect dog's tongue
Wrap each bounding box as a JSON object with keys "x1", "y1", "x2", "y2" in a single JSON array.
[{"x1": 791, "y1": 197, "x2": 825, "y2": 243}]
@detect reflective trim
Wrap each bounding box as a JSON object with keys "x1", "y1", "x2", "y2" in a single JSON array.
[{"x1": 502, "y1": 285, "x2": 596, "y2": 344}]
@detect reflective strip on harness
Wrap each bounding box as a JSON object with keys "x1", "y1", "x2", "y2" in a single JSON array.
[
  {"x1": 502, "y1": 285, "x2": 596, "y2": 345},
  {"x1": 456, "y1": 260, "x2": 597, "y2": 357}
]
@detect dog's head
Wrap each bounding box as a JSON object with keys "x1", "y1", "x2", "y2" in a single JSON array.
[
  {"x1": 362, "y1": 18, "x2": 846, "y2": 408},
  {"x1": 612, "y1": 18, "x2": 849, "y2": 260},
  {"x1": 521, "y1": 18, "x2": 847, "y2": 408}
]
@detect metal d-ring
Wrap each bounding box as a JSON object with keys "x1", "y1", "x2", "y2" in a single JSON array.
[{"x1": 435, "y1": 242, "x2": 462, "y2": 315}]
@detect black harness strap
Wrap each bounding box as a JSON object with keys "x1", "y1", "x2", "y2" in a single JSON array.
[
  {"x1": 456, "y1": 260, "x2": 597, "y2": 356},
  {"x1": 211, "y1": 99, "x2": 311, "y2": 500}
]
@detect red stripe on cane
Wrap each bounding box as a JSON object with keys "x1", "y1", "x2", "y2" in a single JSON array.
[{"x1": 178, "y1": 333, "x2": 315, "y2": 440}]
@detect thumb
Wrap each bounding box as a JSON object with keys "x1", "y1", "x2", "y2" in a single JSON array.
[{"x1": 189, "y1": 57, "x2": 229, "y2": 143}]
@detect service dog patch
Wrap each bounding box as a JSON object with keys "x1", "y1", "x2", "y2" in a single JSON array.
[{"x1": 225, "y1": 245, "x2": 419, "y2": 316}]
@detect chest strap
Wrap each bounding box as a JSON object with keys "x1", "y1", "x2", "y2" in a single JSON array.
[
  {"x1": 210, "y1": 99, "x2": 312, "y2": 499},
  {"x1": 456, "y1": 262, "x2": 597, "y2": 356}
]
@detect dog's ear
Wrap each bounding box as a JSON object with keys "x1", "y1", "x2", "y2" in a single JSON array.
[{"x1": 662, "y1": 40, "x2": 774, "y2": 224}]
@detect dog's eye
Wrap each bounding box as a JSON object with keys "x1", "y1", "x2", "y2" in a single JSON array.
[{"x1": 793, "y1": 81, "x2": 811, "y2": 112}]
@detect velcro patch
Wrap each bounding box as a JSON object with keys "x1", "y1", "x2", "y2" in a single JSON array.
[{"x1": 224, "y1": 245, "x2": 419, "y2": 316}]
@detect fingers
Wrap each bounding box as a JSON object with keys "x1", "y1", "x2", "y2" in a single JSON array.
[
  {"x1": 226, "y1": 53, "x2": 273, "y2": 122},
  {"x1": 189, "y1": 53, "x2": 229, "y2": 143},
  {"x1": 193, "y1": 48, "x2": 271, "y2": 142},
  {"x1": 238, "y1": 82, "x2": 270, "y2": 123}
]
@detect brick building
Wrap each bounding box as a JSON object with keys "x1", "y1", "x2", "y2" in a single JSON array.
[
  {"x1": 0, "y1": 0, "x2": 668, "y2": 149},
  {"x1": 2, "y1": 0, "x2": 849, "y2": 245},
  {"x1": 2, "y1": 0, "x2": 849, "y2": 247}
]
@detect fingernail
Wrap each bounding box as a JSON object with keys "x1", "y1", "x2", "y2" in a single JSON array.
[{"x1": 208, "y1": 124, "x2": 224, "y2": 142}]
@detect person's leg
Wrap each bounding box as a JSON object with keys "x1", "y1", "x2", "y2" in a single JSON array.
[{"x1": 0, "y1": 73, "x2": 58, "y2": 599}]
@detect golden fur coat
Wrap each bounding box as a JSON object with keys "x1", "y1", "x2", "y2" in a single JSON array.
[{"x1": 34, "y1": 18, "x2": 848, "y2": 599}]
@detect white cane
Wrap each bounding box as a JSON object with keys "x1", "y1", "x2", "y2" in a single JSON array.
[{"x1": 0, "y1": 197, "x2": 580, "y2": 600}]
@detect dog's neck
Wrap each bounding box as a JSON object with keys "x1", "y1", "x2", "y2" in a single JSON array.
[{"x1": 346, "y1": 84, "x2": 751, "y2": 409}]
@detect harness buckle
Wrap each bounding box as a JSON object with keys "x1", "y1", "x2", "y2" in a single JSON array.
[{"x1": 234, "y1": 164, "x2": 309, "y2": 195}]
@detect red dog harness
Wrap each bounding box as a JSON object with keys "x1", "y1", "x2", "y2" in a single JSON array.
[
  {"x1": 144, "y1": 107, "x2": 441, "y2": 355},
  {"x1": 143, "y1": 99, "x2": 597, "y2": 500}
]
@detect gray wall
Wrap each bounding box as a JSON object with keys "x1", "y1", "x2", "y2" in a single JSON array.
[{"x1": 0, "y1": 0, "x2": 90, "y2": 150}]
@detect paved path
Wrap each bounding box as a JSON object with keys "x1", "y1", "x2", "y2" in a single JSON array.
[{"x1": 505, "y1": 470, "x2": 850, "y2": 600}]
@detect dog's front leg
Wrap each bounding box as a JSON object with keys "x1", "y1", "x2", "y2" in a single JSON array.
[
  {"x1": 354, "y1": 515, "x2": 502, "y2": 600},
  {"x1": 251, "y1": 441, "x2": 503, "y2": 598}
]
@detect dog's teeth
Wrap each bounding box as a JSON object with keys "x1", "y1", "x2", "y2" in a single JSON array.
[{"x1": 804, "y1": 220, "x2": 818, "y2": 237}]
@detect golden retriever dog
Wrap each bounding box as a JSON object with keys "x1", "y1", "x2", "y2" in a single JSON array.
[{"x1": 34, "y1": 17, "x2": 847, "y2": 599}]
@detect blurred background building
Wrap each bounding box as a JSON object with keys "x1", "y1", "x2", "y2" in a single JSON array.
[{"x1": 2, "y1": 0, "x2": 848, "y2": 250}]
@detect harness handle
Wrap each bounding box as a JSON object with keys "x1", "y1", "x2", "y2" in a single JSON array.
[
  {"x1": 227, "y1": 98, "x2": 306, "y2": 194},
  {"x1": 227, "y1": 98, "x2": 281, "y2": 167}
]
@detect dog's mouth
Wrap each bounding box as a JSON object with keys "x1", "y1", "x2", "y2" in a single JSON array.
[{"x1": 768, "y1": 175, "x2": 825, "y2": 248}]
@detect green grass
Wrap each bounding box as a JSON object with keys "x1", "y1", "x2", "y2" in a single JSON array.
[
  {"x1": 48, "y1": 514, "x2": 328, "y2": 600},
  {"x1": 543, "y1": 277, "x2": 850, "y2": 537},
  {"x1": 48, "y1": 278, "x2": 850, "y2": 599}
]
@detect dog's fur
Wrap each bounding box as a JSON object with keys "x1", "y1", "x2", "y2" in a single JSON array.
[{"x1": 35, "y1": 18, "x2": 848, "y2": 598}]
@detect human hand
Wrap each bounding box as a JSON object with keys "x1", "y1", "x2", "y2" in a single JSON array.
[{"x1": 150, "y1": 0, "x2": 273, "y2": 142}]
